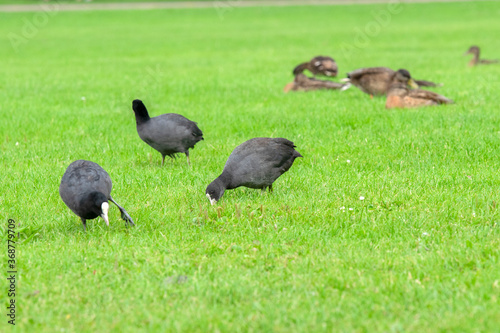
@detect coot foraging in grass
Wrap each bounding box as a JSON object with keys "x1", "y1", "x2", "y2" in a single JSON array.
[
  {"x1": 205, "y1": 138, "x2": 302, "y2": 204},
  {"x1": 59, "y1": 160, "x2": 135, "y2": 231},
  {"x1": 132, "y1": 99, "x2": 204, "y2": 166},
  {"x1": 385, "y1": 69, "x2": 454, "y2": 109}
]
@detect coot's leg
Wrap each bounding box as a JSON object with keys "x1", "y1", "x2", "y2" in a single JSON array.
[
  {"x1": 186, "y1": 151, "x2": 191, "y2": 167},
  {"x1": 80, "y1": 217, "x2": 87, "y2": 232},
  {"x1": 109, "y1": 197, "x2": 135, "y2": 227}
]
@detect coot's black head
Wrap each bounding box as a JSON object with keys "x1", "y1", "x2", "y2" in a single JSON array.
[
  {"x1": 132, "y1": 99, "x2": 150, "y2": 121},
  {"x1": 205, "y1": 179, "x2": 226, "y2": 205},
  {"x1": 81, "y1": 192, "x2": 110, "y2": 226},
  {"x1": 312, "y1": 56, "x2": 338, "y2": 77}
]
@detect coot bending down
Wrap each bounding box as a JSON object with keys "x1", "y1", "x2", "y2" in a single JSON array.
[
  {"x1": 59, "y1": 160, "x2": 135, "y2": 231},
  {"x1": 205, "y1": 138, "x2": 302, "y2": 204}
]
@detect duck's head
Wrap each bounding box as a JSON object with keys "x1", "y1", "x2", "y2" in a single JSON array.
[
  {"x1": 395, "y1": 69, "x2": 418, "y2": 89},
  {"x1": 464, "y1": 46, "x2": 479, "y2": 56},
  {"x1": 311, "y1": 56, "x2": 338, "y2": 77}
]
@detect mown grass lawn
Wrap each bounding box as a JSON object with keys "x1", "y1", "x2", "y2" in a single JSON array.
[
  {"x1": 1, "y1": 1, "x2": 499, "y2": 332},
  {"x1": 0, "y1": 0, "x2": 178, "y2": 5}
]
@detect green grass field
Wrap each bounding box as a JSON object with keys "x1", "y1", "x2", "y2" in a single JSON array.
[
  {"x1": 0, "y1": 0, "x2": 177, "y2": 5},
  {"x1": 1, "y1": 1, "x2": 500, "y2": 332}
]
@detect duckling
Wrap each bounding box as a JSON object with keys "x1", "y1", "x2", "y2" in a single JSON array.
[
  {"x1": 284, "y1": 73, "x2": 345, "y2": 93},
  {"x1": 464, "y1": 46, "x2": 498, "y2": 66},
  {"x1": 293, "y1": 56, "x2": 338, "y2": 77},
  {"x1": 343, "y1": 67, "x2": 441, "y2": 96},
  {"x1": 385, "y1": 69, "x2": 453, "y2": 109}
]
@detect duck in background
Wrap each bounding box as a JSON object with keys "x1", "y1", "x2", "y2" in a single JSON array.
[
  {"x1": 342, "y1": 67, "x2": 441, "y2": 97},
  {"x1": 464, "y1": 46, "x2": 498, "y2": 66},
  {"x1": 293, "y1": 56, "x2": 338, "y2": 77},
  {"x1": 385, "y1": 69, "x2": 453, "y2": 109},
  {"x1": 284, "y1": 73, "x2": 346, "y2": 92}
]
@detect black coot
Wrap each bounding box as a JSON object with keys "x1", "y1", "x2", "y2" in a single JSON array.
[
  {"x1": 132, "y1": 99, "x2": 204, "y2": 166},
  {"x1": 59, "y1": 160, "x2": 135, "y2": 230},
  {"x1": 205, "y1": 138, "x2": 302, "y2": 204}
]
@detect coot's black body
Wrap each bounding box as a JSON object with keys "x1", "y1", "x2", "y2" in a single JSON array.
[
  {"x1": 59, "y1": 160, "x2": 134, "y2": 230},
  {"x1": 205, "y1": 138, "x2": 302, "y2": 204},
  {"x1": 132, "y1": 99, "x2": 203, "y2": 166}
]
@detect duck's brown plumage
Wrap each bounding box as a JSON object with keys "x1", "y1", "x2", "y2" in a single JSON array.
[
  {"x1": 293, "y1": 56, "x2": 338, "y2": 77},
  {"x1": 345, "y1": 67, "x2": 441, "y2": 96},
  {"x1": 385, "y1": 69, "x2": 453, "y2": 109},
  {"x1": 284, "y1": 73, "x2": 345, "y2": 92},
  {"x1": 464, "y1": 46, "x2": 499, "y2": 67},
  {"x1": 283, "y1": 74, "x2": 345, "y2": 92}
]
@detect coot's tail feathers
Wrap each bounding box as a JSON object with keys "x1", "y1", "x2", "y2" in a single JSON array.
[
  {"x1": 192, "y1": 127, "x2": 203, "y2": 138},
  {"x1": 273, "y1": 137, "x2": 296, "y2": 148},
  {"x1": 274, "y1": 138, "x2": 302, "y2": 158}
]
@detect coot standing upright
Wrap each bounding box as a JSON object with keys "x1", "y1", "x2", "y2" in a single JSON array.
[
  {"x1": 132, "y1": 99, "x2": 204, "y2": 166},
  {"x1": 59, "y1": 160, "x2": 135, "y2": 231},
  {"x1": 205, "y1": 138, "x2": 302, "y2": 204}
]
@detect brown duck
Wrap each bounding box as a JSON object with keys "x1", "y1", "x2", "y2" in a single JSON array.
[
  {"x1": 464, "y1": 46, "x2": 499, "y2": 66},
  {"x1": 284, "y1": 73, "x2": 345, "y2": 93},
  {"x1": 343, "y1": 67, "x2": 441, "y2": 96},
  {"x1": 293, "y1": 56, "x2": 338, "y2": 77},
  {"x1": 385, "y1": 69, "x2": 453, "y2": 109}
]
